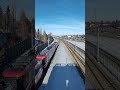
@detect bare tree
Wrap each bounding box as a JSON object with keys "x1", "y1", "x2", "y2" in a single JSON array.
[
  {"x1": 42, "y1": 31, "x2": 48, "y2": 43},
  {"x1": 48, "y1": 32, "x2": 53, "y2": 41}
]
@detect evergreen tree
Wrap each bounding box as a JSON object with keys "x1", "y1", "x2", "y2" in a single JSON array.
[
  {"x1": 10, "y1": 6, "x2": 16, "y2": 32},
  {"x1": 6, "y1": 6, "x2": 10, "y2": 32},
  {"x1": 0, "y1": 6, "x2": 3, "y2": 29},
  {"x1": 31, "y1": 18, "x2": 35, "y2": 39},
  {"x1": 37, "y1": 28, "x2": 39, "y2": 39},
  {"x1": 19, "y1": 10, "x2": 31, "y2": 40}
]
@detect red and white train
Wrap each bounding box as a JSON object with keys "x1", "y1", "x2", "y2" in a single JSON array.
[{"x1": 35, "y1": 41, "x2": 59, "y2": 84}]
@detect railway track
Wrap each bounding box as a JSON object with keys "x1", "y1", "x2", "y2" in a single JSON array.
[
  {"x1": 86, "y1": 52, "x2": 116, "y2": 90},
  {"x1": 63, "y1": 40, "x2": 85, "y2": 75},
  {"x1": 63, "y1": 40, "x2": 116, "y2": 90},
  {"x1": 86, "y1": 41, "x2": 120, "y2": 89}
]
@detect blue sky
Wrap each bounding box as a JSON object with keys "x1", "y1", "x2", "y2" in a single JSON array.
[{"x1": 35, "y1": 0, "x2": 85, "y2": 36}]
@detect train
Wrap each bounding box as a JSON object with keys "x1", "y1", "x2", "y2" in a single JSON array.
[
  {"x1": 35, "y1": 41, "x2": 59, "y2": 84},
  {"x1": 1, "y1": 41, "x2": 59, "y2": 90}
]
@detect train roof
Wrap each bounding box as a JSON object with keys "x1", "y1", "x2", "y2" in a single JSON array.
[
  {"x1": 40, "y1": 48, "x2": 48, "y2": 55},
  {"x1": 2, "y1": 69, "x2": 26, "y2": 78},
  {"x1": 35, "y1": 41, "x2": 56, "y2": 60}
]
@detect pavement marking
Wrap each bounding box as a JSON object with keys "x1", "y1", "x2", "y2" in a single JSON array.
[
  {"x1": 63, "y1": 41, "x2": 77, "y2": 64},
  {"x1": 66, "y1": 80, "x2": 69, "y2": 87}
]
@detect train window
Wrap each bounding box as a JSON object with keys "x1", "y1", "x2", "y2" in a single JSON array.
[
  {"x1": 37, "y1": 60, "x2": 42, "y2": 64},
  {"x1": 40, "y1": 53, "x2": 46, "y2": 56}
]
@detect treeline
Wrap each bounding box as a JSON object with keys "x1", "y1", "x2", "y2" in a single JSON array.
[
  {"x1": 35, "y1": 28, "x2": 53, "y2": 43},
  {"x1": 0, "y1": 5, "x2": 34, "y2": 46},
  {"x1": 86, "y1": 20, "x2": 120, "y2": 35},
  {"x1": 86, "y1": 19, "x2": 120, "y2": 27}
]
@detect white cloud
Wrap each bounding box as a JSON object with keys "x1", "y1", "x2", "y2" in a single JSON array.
[{"x1": 35, "y1": 19, "x2": 85, "y2": 35}]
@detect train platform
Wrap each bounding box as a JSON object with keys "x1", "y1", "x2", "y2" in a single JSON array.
[{"x1": 38, "y1": 42, "x2": 84, "y2": 90}]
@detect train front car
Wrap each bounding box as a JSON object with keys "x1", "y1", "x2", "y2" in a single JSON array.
[
  {"x1": 36, "y1": 52, "x2": 47, "y2": 68},
  {"x1": 35, "y1": 41, "x2": 59, "y2": 86}
]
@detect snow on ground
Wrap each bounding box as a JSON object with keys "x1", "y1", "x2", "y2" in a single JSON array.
[{"x1": 66, "y1": 40, "x2": 85, "y2": 51}]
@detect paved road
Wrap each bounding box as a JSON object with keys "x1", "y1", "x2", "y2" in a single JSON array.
[{"x1": 38, "y1": 41, "x2": 84, "y2": 90}]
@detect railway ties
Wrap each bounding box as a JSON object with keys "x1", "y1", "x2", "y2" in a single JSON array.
[
  {"x1": 63, "y1": 40, "x2": 85, "y2": 75},
  {"x1": 86, "y1": 52, "x2": 116, "y2": 90},
  {"x1": 63, "y1": 40, "x2": 116, "y2": 90}
]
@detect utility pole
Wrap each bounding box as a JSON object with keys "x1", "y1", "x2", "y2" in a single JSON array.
[
  {"x1": 74, "y1": 31, "x2": 76, "y2": 51},
  {"x1": 48, "y1": 37, "x2": 49, "y2": 47},
  {"x1": 97, "y1": 25, "x2": 99, "y2": 62},
  {"x1": 74, "y1": 32, "x2": 75, "y2": 51},
  {"x1": 94, "y1": 0, "x2": 99, "y2": 62}
]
